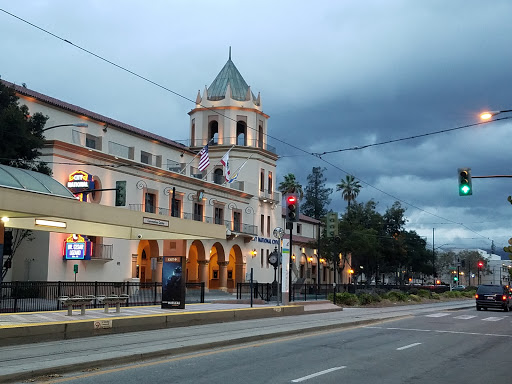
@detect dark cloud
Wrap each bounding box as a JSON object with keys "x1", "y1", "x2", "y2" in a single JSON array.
[{"x1": 1, "y1": 0, "x2": 512, "y2": 249}]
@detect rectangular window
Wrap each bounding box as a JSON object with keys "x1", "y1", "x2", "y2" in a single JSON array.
[
  {"x1": 323, "y1": 265, "x2": 327, "y2": 282},
  {"x1": 267, "y1": 171, "x2": 272, "y2": 194},
  {"x1": 85, "y1": 134, "x2": 101, "y2": 150},
  {"x1": 260, "y1": 249, "x2": 264, "y2": 268},
  {"x1": 215, "y1": 207, "x2": 224, "y2": 225},
  {"x1": 267, "y1": 216, "x2": 271, "y2": 237},
  {"x1": 167, "y1": 159, "x2": 182, "y2": 173},
  {"x1": 194, "y1": 203, "x2": 203, "y2": 221},
  {"x1": 171, "y1": 198, "x2": 181, "y2": 218},
  {"x1": 141, "y1": 151, "x2": 152, "y2": 165},
  {"x1": 296, "y1": 223, "x2": 302, "y2": 235},
  {"x1": 260, "y1": 214, "x2": 265, "y2": 235},
  {"x1": 260, "y1": 169, "x2": 265, "y2": 192},
  {"x1": 266, "y1": 249, "x2": 269, "y2": 268},
  {"x1": 144, "y1": 193, "x2": 156, "y2": 213},
  {"x1": 233, "y1": 211, "x2": 241, "y2": 232}
]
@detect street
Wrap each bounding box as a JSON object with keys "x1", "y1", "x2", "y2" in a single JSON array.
[{"x1": 18, "y1": 306, "x2": 512, "y2": 384}]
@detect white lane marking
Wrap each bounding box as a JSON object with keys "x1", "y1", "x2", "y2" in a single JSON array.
[
  {"x1": 291, "y1": 366, "x2": 346, "y2": 382},
  {"x1": 425, "y1": 313, "x2": 451, "y2": 317},
  {"x1": 453, "y1": 315, "x2": 476, "y2": 320},
  {"x1": 365, "y1": 326, "x2": 512, "y2": 338},
  {"x1": 396, "y1": 342, "x2": 422, "y2": 350},
  {"x1": 482, "y1": 317, "x2": 504, "y2": 322}
]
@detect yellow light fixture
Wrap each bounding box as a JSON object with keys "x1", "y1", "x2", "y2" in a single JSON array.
[
  {"x1": 35, "y1": 219, "x2": 66, "y2": 228},
  {"x1": 250, "y1": 249, "x2": 257, "y2": 257},
  {"x1": 348, "y1": 269, "x2": 354, "y2": 274},
  {"x1": 1, "y1": 216, "x2": 9, "y2": 223},
  {"x1": 291, "y1": 254, "x2": 296, "y2": 260},
  {"x1": 480, "y1": 111, "x2": 494, "y2": 120},
  {"x1": 307, "y1": 257, "x2": 313, "y2": 263}
]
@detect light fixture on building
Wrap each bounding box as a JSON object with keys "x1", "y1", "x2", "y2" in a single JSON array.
[
  {"x1": 35, "y1": 219, "x2": 67, "y2": 228},
  {"x1": 291, "y1": 254, "x2": 296, "y2": 261},
  {"x1": 1, "y1": 216, "x2": 9, "y2": 223},
  {"x1": 307, "y1": 256, "x2": 313, "y2": 263},
  {"x1": 250, "y1": 249, "x2": 257, "y2": 257}
]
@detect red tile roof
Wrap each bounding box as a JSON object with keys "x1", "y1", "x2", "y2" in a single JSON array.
[{"x1": 1, "y1": 80, "x2": 192, "y2": 153}]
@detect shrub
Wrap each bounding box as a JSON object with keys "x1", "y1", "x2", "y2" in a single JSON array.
[
  {"x1": 442, "y1": 291, "x2": 462, "y2": 299},
  {"x1": 371, "y1": 293, "x2": 382, "y2": 302},
  {"x1": 388, "y1": 291, "x2": 407, "y2": 302},
  {"x1": 417, "y1": 289, "x2": 431, "y2": 298},
  {"x1": 463, "y1": 290, "x2": 476, "y2": 298},
  {"x1": 358, "y1": 293, "x2": 373, "y2": 305},
  {"x1": 409, "y1": 288, "x2": 419, "y2": 295},
  {"x1": 431, "y1": 292, "x2": 440, "y2": 300},
  {"x1": 335, "y1": 292, "x2": 359, "y2": 306},
  {"x1": 409, "y1": 294, "x2": 422, "y2": 302}
]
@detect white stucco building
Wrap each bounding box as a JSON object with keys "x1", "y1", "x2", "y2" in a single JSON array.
[{"x1": 1, "y1": 54, "x2": 332, "y2": 290}]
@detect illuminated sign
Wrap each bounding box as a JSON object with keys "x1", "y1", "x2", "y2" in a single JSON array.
[
  {"x1": 67, "y1": 170, "x2": 94, "y2": 201},
  {"x1": 63, "y1": 234, "x2": 92, "y2": 260}
]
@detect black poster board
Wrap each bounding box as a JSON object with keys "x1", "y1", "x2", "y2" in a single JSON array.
[{"x1": 161, "y1": 256, "x2": 185, "y2": 309}]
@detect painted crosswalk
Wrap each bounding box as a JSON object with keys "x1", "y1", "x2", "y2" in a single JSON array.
[{"x1": 425, "y1": 313, "x2": 508, "y2": 322}]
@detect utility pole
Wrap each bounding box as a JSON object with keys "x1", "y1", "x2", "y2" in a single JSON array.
[{"x1": 432, "y1": 228, "x2": 435, "y2": 285}]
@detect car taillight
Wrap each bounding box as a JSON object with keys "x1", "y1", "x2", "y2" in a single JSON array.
[
  {"x1": 475, "y1": 294, "x2": 479, "y2": 299},
  {"x1": 503, "y1": 295, "x2": 507, "y2": 301}
]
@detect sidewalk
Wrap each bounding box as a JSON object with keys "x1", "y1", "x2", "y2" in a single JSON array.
[{"x1": 0, "y1": 300, "x2": 473, "y2": 383}]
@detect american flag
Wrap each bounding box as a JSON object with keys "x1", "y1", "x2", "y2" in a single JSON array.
[{"x1": 198, "y1": 144, "x2": 210, "y2": 171}]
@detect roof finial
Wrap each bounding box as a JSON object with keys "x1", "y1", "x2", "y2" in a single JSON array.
[{"x1": 229, "y1": 46, "x2": 231, "y2": 60}]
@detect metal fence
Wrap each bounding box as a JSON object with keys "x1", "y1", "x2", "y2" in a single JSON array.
[{"x1": 0, "y1": 281, "x2": 205, "y2": 313}]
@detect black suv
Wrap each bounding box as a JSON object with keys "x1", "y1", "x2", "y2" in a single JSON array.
[{"x1": 475, "y1": 285, "x2": 512, "y2": 311}]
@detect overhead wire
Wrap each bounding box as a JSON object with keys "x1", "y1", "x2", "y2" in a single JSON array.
[{"x1": 0, "y1": 8, "x2": 494, "y2": 243}]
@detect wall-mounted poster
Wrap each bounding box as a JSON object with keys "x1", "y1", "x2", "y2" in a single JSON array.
[{"x1": 162, "y1": 256, "x2": 185, "y2": 309}]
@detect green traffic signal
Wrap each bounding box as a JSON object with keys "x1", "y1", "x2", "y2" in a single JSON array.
[{"x1": 458, "y1": 168, "x2": 472, "y2": 196}]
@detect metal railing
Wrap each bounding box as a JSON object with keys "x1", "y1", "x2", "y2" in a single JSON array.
[
  {"x1": 0, "y1": 281, "x2": 205, "y2": 313},
  {"x1": 91, "y1": 244, "x2": 113, "y2": 260},
  {"x1": 225, "y1": 220, "x2": 257, "y2": 236},
  {"x1": 236, "y1": 282, "x2": 273, "y2": 302}
]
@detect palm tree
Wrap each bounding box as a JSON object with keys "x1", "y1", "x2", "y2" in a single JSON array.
[
  {"x1": 336, "y1": 175, "x2": 362, "y2": 208},
  {"x1": 278, "y1": 173, "x2": 304, "y2": 199}
]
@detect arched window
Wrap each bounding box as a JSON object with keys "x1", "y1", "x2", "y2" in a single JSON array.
[
  {"x1": 258, "y1": 124, "x2": 264, "y2": 149},
  {"x1": 209, "y1": 121, "x2": 219, "y2": 145},
  {"x1": 236, "y1": 121, "x2": 246, "y2": 146}
]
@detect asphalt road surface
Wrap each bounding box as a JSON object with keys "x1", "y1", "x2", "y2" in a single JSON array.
[{"x1": 26, "y1": 307, "x2": 512, "y2": 384}]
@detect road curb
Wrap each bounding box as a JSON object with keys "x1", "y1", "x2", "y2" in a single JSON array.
[{"x1": 0, "y1": 315, "x2": 408, "y2": 383}]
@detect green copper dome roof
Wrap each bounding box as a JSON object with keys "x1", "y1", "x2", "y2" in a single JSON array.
[
  {"x1": 207, "y1": 55, "x2": 255, "y2": 102},
  {"x1": 0, "y1": 164, "x2": 76, "y2": 198}
]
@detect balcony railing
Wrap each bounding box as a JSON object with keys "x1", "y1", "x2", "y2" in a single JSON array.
[
  {"x1": 225, "y1": 220, "x2": 257, "y2": 236},
  {"x1": 128, "y1": 204, "x2": 256, "y2": 235},
  {"x1": 91, "y1": 244, "x2": 113, "y2": 260}
]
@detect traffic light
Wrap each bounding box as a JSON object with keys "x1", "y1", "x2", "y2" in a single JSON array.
[
  {"x1": 285, "y1": 194, "x2": 299, "y2": 223},
  {"x1": 458, "y1": 167, "x2": 472, "y2": 196},
  {"x1": 115, "y1": 181, "x2": 126, "y2": 206},
  {"x1": 3, "y1": 231, "x2": 13, "y2": 256},
  {"x1": 478, "y1": 260, "x2": 484, "y2": 269},
  {"x1": 453, "y1": 276, "x2": 458, "y2": 282}
]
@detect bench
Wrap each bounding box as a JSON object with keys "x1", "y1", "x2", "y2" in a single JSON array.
[
  {"x1": 96, "y1": 294, "x2": 130, "y2": 313},
  {"x1": 58, "y1": 295, "x2": 96, "y2": 316}
]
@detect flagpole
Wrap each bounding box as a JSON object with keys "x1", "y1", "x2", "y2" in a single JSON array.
[
  {"x1": 221, "y1": 154, "x2": 253, "y2": 185},
  {"x1": 179, "y1": 137, "x2": 214, "y2": 175},
  {"x1": 202, "y1": 144, "x2": 235, "y2": 181}
]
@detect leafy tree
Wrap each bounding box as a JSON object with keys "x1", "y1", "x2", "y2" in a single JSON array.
[
  {"x1": 0, "y1": 81, "x2": 50, "y2": 278},
  {"x1": 301, "y1": 167, "x2": 332, "y2": 219},
  {"x1": 278, "y1": 173, "x2": 304, "y2": 199},
  {"x1": 336, "y1": 175, "x2": 362, "y2": 208},
  {"x1": 0, "y1": 81, "x2": 51, "y2": 174}
]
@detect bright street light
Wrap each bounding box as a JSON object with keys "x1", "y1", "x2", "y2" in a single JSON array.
[
  {"x1": 42, "y1": 123, "x2": 88, "y2": 132},
  {"x1": 480, "y1": 109, "x2": 512, "y2": 120}
]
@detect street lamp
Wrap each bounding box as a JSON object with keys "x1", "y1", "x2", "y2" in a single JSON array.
[
  {"x1": 480, "y1": 109, "x2": 512, "y2": 120},
  {"x1": 42, "y1": 123, "x2": 88, "y2": 132}
]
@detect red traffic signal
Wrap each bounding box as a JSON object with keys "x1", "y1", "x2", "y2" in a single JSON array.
[
  {"x1": 478, "y1": 261, "x2": 484, "y2": 269},
  {"x1": 285, "y1": 194, "x2": 299, "y2": 223}
]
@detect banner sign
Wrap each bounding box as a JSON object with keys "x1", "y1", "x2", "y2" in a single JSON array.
[{"x1": 162, "y1": 256, "x2": 185, "y2": 309}]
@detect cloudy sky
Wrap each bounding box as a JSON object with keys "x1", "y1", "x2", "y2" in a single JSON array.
[{"x1": 1, "y1": 1, "x2": 512, "y2": 254}]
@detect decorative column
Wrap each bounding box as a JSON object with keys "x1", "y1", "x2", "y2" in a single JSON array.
[
  {"x1": 218, "y1": 261, "x2": 229, "y2": 291},
  {"x1": 197, "y1": 260, "x2": 209, "y2": 291}
]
